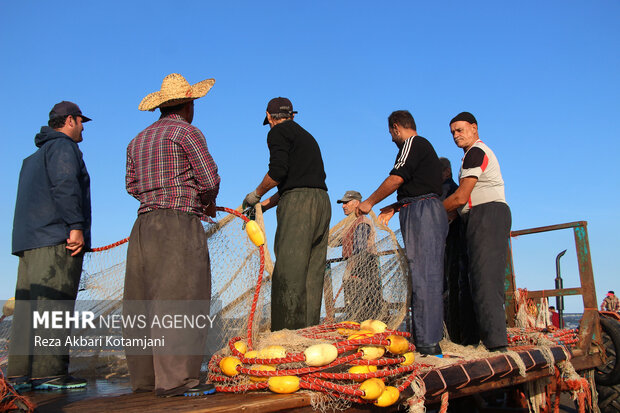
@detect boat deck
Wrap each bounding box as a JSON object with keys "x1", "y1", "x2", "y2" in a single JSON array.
[{"x1": 19, "y1": 346, "x2": 600, "y2": 412}]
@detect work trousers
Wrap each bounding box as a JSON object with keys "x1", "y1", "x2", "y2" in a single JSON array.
[
  {"x1": 399, "y1": 195, "x2": 448, "y2": 347},
  {"x1": 271, "y1": 188, "x2": 331, "y2": 331},
  {"x1": 123, "y1": 209, "x2": 211, "y2": 396},
  {"x1": 8, "y1": 243, "x2": 83, "y2": 379},
  {"x1": 460, "y1": 202, "x2": 511, "y2": 349}
]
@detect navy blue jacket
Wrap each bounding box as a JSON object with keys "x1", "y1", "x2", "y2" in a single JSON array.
[{"x1": 12, "y1": 127, "x2": 91, "y2": 255}]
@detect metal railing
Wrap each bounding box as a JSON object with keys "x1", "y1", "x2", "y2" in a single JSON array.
[{"x1": 505, "y1": 221, "x2": 600, "y2": 354}]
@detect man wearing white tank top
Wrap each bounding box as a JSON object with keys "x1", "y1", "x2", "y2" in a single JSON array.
[{"x1": 443, "y1": 112, "x2": 511, "y2": 352}]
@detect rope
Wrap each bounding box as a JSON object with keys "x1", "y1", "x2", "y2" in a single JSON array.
[
  {"x1": 439, "y1": 392, "x2": 449, "y2": 413},
  {"x1": 90, "y1": 237, "x2": 129, "y2": 252},
  {"x1": 0, "y1": 371, "x2": 35, "y2": 413}
]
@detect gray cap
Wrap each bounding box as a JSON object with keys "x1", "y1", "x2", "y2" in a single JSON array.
[{"x1": 337, "y1": 190, "x2": 362, "y2": 203}]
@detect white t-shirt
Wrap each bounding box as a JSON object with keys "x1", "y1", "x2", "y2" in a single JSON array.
[{"x1": 459, "y1": 139, "x2": 506, "y2": 214}]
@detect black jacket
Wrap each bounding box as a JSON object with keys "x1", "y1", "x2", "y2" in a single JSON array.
[{"x1": 12, "y1": 127, "x2": 91, "y2": 255}]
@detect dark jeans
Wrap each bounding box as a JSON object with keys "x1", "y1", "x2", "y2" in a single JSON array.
[
  {"x1": 271, "y1": 188, "x2": 331, "y2": 331},
  {"x1": 8, "y1": 243, "x2": 83, "y2": 379},
  {"x1": 399, "y1": 195, "x2": 448, "y2": 347},
  {"x1": 460, "y1": 202, "x2": 511, "y2": 349},
  {"x1": 123, "y1": 209, "x2": 211, "y2": 395}
]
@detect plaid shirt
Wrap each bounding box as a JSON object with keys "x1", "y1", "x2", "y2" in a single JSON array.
[
  {"x1": 602, "y1": 295, "x2": 620, "y2": 312},
  {"x1": 126, "y1": 114, "x2": 220, "y2": 219}
]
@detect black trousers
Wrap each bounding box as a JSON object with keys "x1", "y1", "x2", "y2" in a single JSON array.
[
  {"x1": 123, "y1": 209, "x2": 211, "y2": 396},
  {"x1": 460, "y1": 202, "x2": 511, "y2": 349}
]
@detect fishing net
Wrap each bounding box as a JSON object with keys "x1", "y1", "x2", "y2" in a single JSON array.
[
  {"x1": 0, "y1": 205, "x2": 410, "y2": 380},
  {"x1": 0, "y1": 205, "x2": 597, "y2": 412}
]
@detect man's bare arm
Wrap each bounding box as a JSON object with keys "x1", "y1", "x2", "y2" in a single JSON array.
[
  {"x1": 443, "y1": 177, "x2": 477, "y2": 212},
  {"x1": 357, "y1": 175, "x2": 404, "y2": 216}
]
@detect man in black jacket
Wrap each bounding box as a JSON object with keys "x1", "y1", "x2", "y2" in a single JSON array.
[
  {"x1": 243, "y1": 97, "x2": 330, "y2": 331},
  {"x1": 9, "y1": 101, "x2": 92, "y2": 390}
]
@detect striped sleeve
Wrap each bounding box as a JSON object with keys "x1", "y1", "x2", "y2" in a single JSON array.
[{"x1": 389, "y1": 137, "x2": 414, "y2": 181}]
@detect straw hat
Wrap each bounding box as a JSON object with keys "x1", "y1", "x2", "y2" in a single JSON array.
[{"x1": 139, "y1": 73, "x2": 215, "y2": 111}]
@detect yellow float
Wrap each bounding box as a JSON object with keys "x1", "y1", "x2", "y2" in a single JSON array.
[
  {"x1": 348, "y1": 365, "x2": 378, "y2": 382},
  {"x1": 268, "y1": 375, "x2": 300, "y2": 394},
  {"x1": 401, "y1": 351, "x2": 415, "y2": 366},
  {"x1": 259, "y1": 345, "x2": 287, "y2": 359},
  {"x1": 219, "y1": 356, "x2": 242, "y2": 377},
  {"x1": 360, "y1": 319, "x2": 387, "y2": 333},
  {"x1": 304, "y1": 343, "x2": 338, "y2": 367},
  {"x1": 245, "y1": 220, "x2": 265, "y2": 246},
  {"x1": 385, "y1": 335, "x2": 409, "y2": 355},
  {"x1": 359, "y1": 378, "x2": 386, "y2": 400},
  {"x1": 233, "y1": 340, "x2": 248, "y2": 354},
  {"x1": 374, "y1": 386, "x2": 400, "y2": 407},
  {"x1": 360, "y1": 346, "x2": 385, "y2": 360}
]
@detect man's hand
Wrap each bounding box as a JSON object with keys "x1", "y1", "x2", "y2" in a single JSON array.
[
  {"x1": 243, "y1": 190, "x2": 261, "y2": 209},
  {"x1": 447, "y1": 209, "x2": 458, "y2": 224},
  {"x1": 205, "y1": 202, "x2": 217, "y2": 218},
  {"x1": 356, "y1": 200, "x2": 373, "y2": 216},
  {"x1": 66, "y1": 229, "x2": 85, "y2": 256},
  {"x1": 378, "y1": 205, "x2": 395, "y2": 226}
]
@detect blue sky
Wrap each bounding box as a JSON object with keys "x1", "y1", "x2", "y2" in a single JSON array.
[{"x1": 0, "y1": 1, "x2": 618, "y2": 312}]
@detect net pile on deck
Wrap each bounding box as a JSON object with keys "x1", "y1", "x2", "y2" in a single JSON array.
[
  {"x1": 203, "y1": 208, "x2": 417, "y2": 408},
  {"x1": 208, "y1": 320, "x2": 427, "y2": 408}
]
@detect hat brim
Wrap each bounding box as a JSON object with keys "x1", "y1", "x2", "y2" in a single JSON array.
[
  {"x1": 80, "y1": 115, "x2": 92, "y2": 123},
  {"x1": 139, "y1": 78, "x2": 215, "y2": 111},
  {"x1": 262, "y1": 111, "x2": 298, "y2": 125}
]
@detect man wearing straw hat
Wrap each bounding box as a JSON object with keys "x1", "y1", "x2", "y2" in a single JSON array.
[
  {"x1": 9, "y1": 101, "x2": 91, "y2": 391},
  {"x1": 125, "y1": 73, "x2": 220, "y2": 397},
  {"x1": 242, "y1": 97, "x2": 330, "y2": 331}
]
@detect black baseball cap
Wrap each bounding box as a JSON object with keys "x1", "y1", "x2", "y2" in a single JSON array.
[
  {"x1": 49, "y1": 101, "x2": 92, "y2": 122},
  {"x1": 263, "y1": 97, "x2": 297, "y2": 125}
]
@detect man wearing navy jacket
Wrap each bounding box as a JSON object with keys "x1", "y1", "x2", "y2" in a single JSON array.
[{"x1": 9, "y1": 101, "x2": 92, "y2": 390}]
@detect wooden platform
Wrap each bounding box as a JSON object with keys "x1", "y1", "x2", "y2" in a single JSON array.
[{"x1": 21, "y1": 347, "x2": 601, "y2": 413}]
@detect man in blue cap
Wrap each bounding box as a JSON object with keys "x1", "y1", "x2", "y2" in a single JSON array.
[{"x1": 9, "y1": 101, "x2": 92, "y2": 390}]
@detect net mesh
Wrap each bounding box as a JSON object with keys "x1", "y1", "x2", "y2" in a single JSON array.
[{"x1": 0, "y1": 205, "x2": 410, "y2": 377}]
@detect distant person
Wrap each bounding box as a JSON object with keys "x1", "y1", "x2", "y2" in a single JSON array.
[
  {"x1": 357, "y1": 110, "x2": 448, "y2": 356},
  {"x1": 9, "y1": 101, "x2": 92, "y2": 390},
  {"x1": 443, "y1": 112, "x2": 511, "y2": 352},
  {"x1": 439, "y1": 157, "x2": 458, "y2": 201},
  {"x1": 125, "y1": 73, "x2": 220, "y2": 397},
  {"x1": 601, "y1": 291, "x2": 620, "y2": 312},
  {"x1": 549, "y1": 306, "x2": 560, "y2": 328},
  {"x1": 242, "y1": 97, "x2": 330, "y2": 331},
  {"x1": 336, "y1": 190, "x2": 382, "y2": 321},
  {"x1": 439, "y1": 157, "x2": 463, "y2": 343}
]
